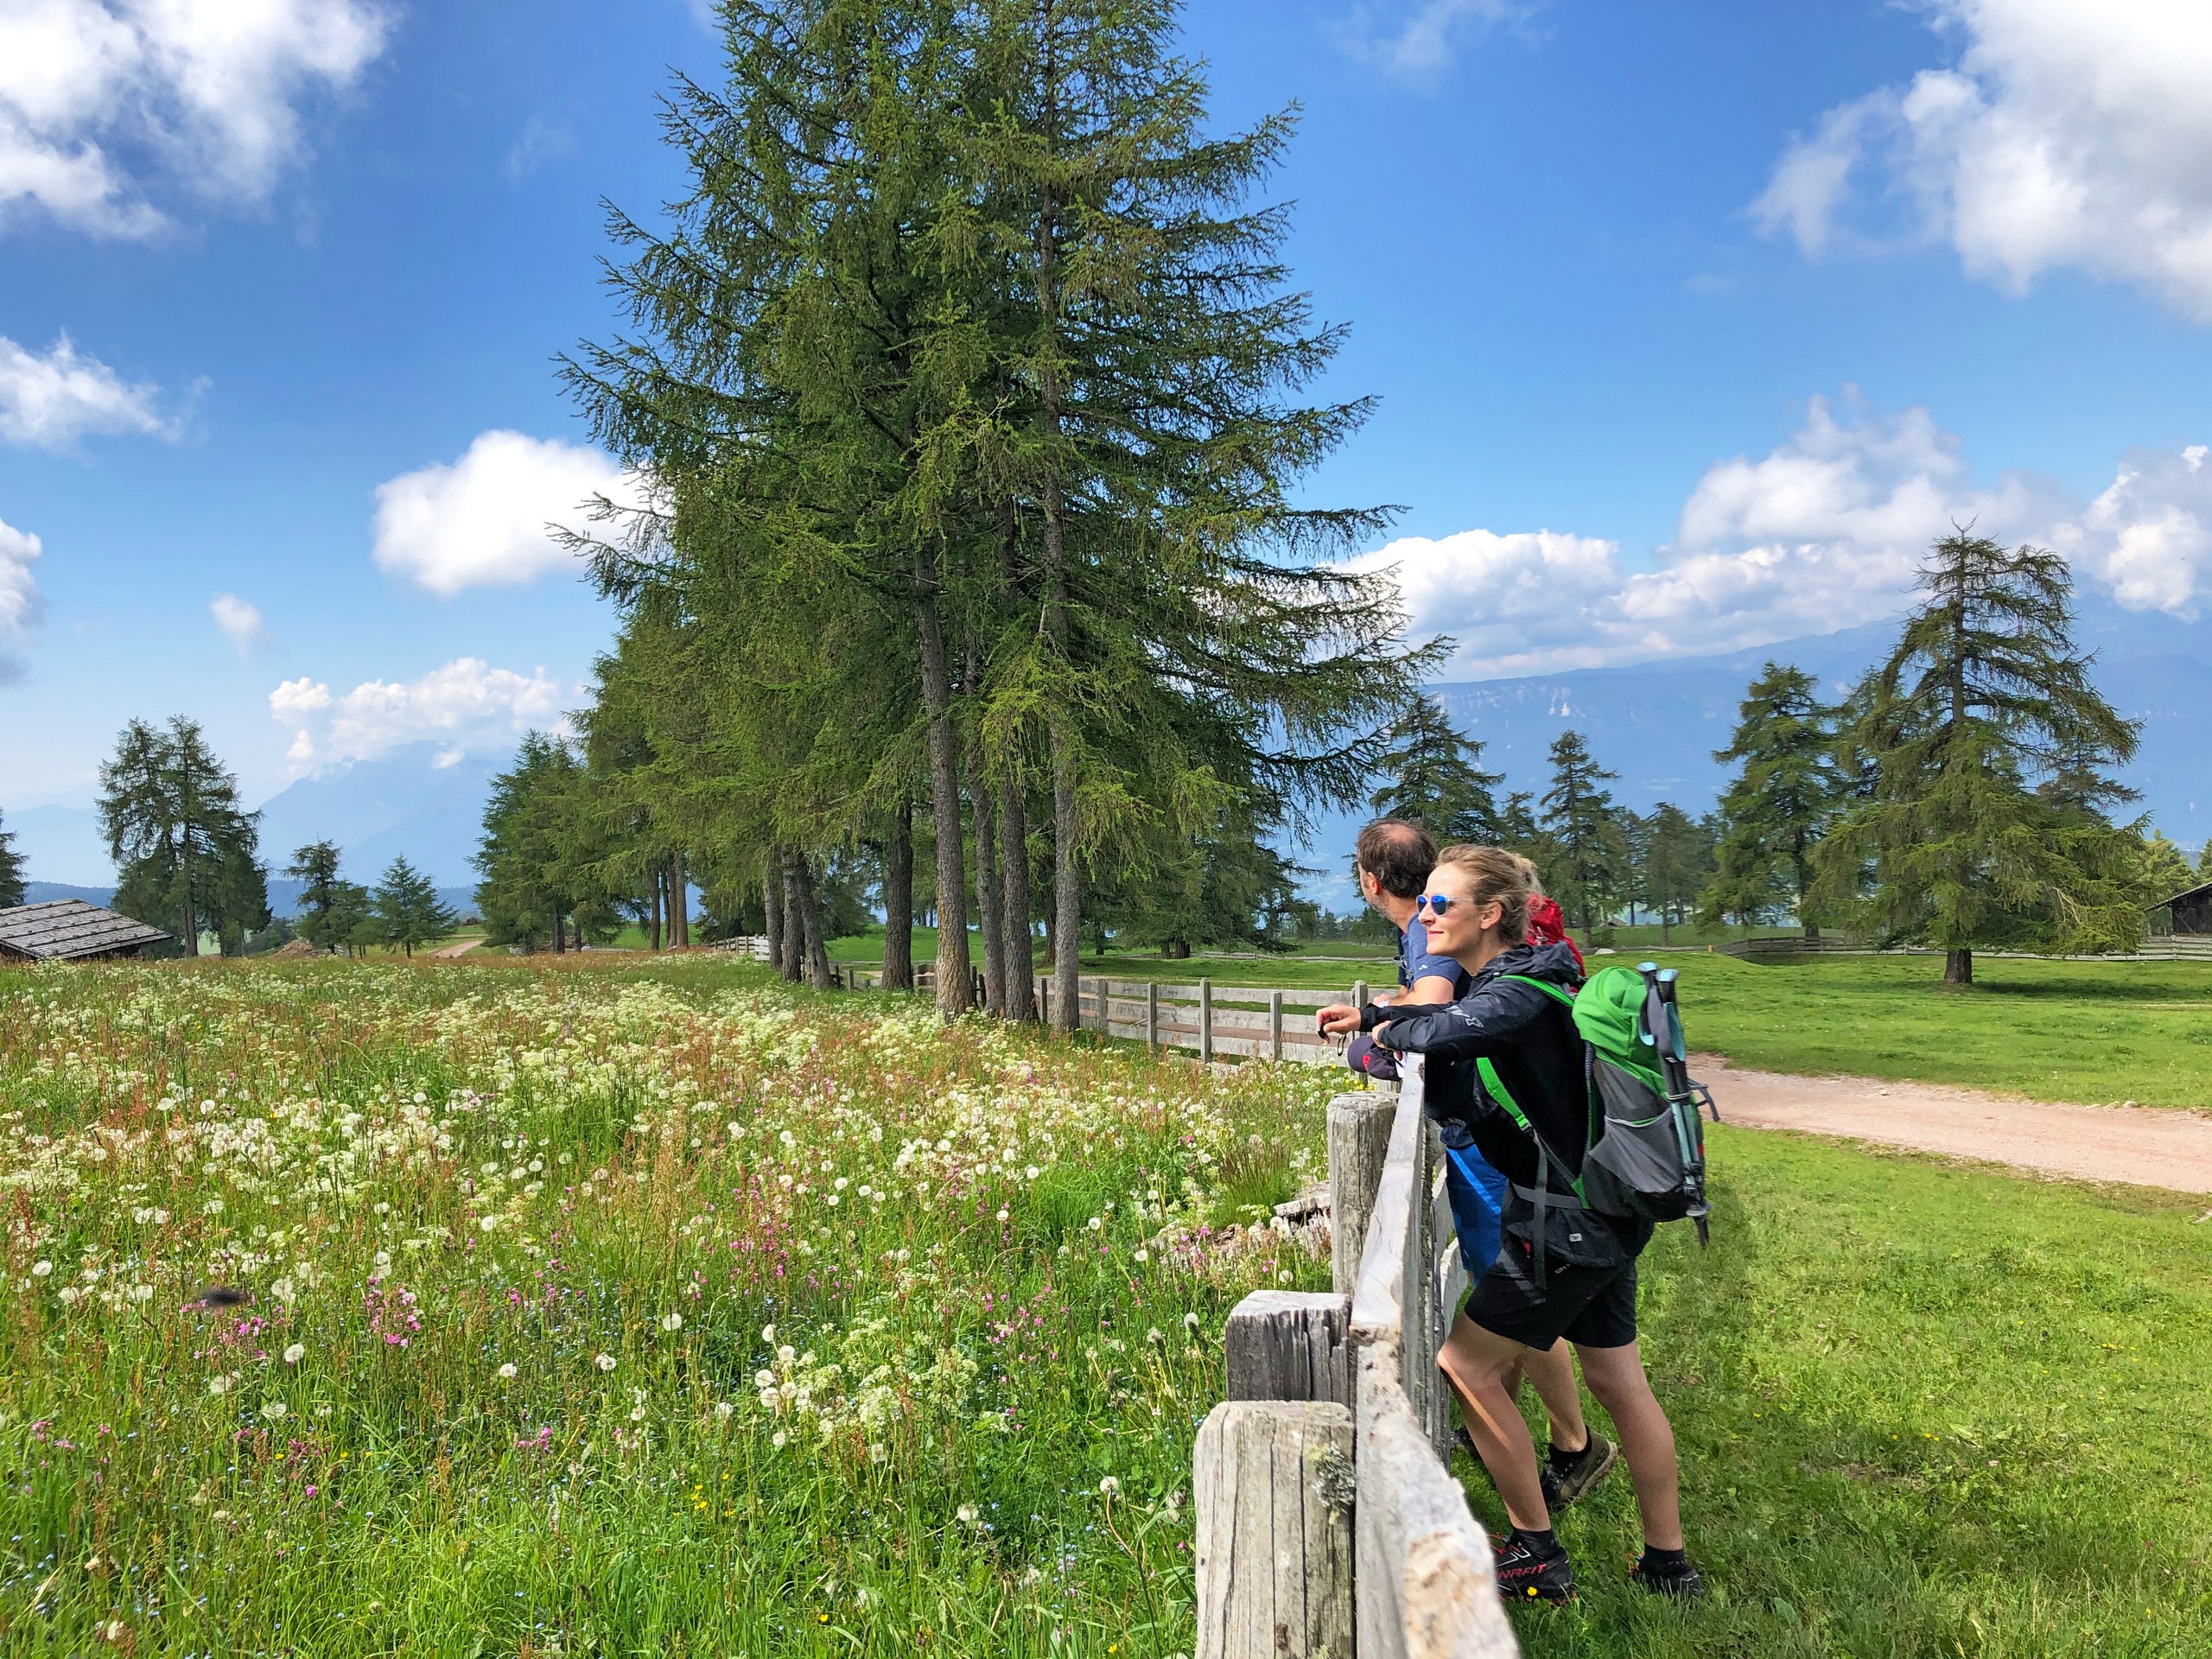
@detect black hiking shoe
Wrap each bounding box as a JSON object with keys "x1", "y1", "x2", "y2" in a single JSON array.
[
  {"x1": 1627, "y1": 1550, "x2": 1706, "y2": 1600},
  {"x1": 1491, "y1": 1530, "x2": 1576, "y2": 1605},
  {"x1": 1541, "y1": 1433, "x2": 1617, "y2": 1513}
]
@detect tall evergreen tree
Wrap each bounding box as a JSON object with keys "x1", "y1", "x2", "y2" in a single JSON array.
[
  {"x1": 1813, "y1": 533, "x2": 2144, "y2": 985},
  {"x1": 2141, "y1": 830, "x2": 2195, "y2": 903},
  {"x1": 1538, "y1": 730, "x2": 1623, "y2": 933},
  {"x1": 0, "y1": 810, "x2": 23, "y2": 908},
  {"x1": 1643, "y1": 804, "x2": 1713, "y2": 943},
  {"x1": 1700, "y1": 664, "x2": 1845, "y2": 938},
  {"x1": 374, "y1": 857, "x2": 457, "y2": 958},
  {"x1": 2200, "y1": 839, "x2": 2212, "y2": 882},
  {"x1": 1369, "y1": 694, "x2": 1503, "y2": 841},
  {"x1": 98, "y1": 716, "x2": 267, "y2": 955},
  {"x1": 286, "y1": 841, "x2": 351, "y2": 953}
]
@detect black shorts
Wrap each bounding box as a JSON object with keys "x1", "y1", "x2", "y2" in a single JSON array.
[{"x1": 1462, "y1": 1236, "x2": 1639, "y2": 1351}]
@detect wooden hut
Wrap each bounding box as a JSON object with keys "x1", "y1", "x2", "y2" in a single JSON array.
[
  {"x1": 2161, "y1": 880, "x2": 2212, "y2": 938},
  {"x1": 0, "y1": 899, "x2": 173, "y2": 963}
]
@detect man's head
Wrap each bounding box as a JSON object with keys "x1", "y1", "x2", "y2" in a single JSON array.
[{"x1": 1354, "y1": 818, "x2": 1437, "y2": 915}]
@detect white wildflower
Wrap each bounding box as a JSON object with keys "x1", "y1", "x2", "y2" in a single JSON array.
[
  {"x1": 595, "y1": 1353, "x2": 617, "y2": 1372},
  {"x1": 956, "y1": 1503, "x2": 979, "y2": 1525},
  {"x1": 207, "y1": 1376, "x2": 229, "y2": 1395},
  {"x1": 283, "y1": 1343, "x2": 306, "y2": 1365},
  {"x1": 661, "y1": 1312, "x2": 683, "y2": 1332},
  {"x1": 497, "y1": 1363, "x2": 518, "y2": 1380},
  {"x1": 1098, "y1": 1476, "x2": 1120, "y2": 1497},
  {"x1": 264, "y1": 1401, "x2": 288, "y2": 1421},
  {"x1": 31, "y1": 1261, "x2": 51, "y2": 1278}
]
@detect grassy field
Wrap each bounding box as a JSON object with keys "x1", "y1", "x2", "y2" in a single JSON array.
[
  {"x1": 0, "y1": 958, "x2": 1331, "y2": 1656},
  {"x1": 835, "y1": 932, "x2": 2212, "y2": 1109},
  {"x1": 1506, "y1": 1125, "x2": 2212, "y2": 1657},
  {"x1": 11, "y1": 957, "x2": 2205, "y2": 1656}
]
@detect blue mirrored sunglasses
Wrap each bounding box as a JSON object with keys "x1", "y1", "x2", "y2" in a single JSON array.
[{"x1": 1414, "y1": 894, "x2": 1456, "y2": 914}]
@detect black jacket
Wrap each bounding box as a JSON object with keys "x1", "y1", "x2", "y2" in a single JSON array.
[{"x1": 1370, "y1": 942, "x2": 1588, "y2": 1196}]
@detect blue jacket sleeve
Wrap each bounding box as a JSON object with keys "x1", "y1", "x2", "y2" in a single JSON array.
[{"x1": 1370, "y1": 978, "x2": 1548, "y2": 1058}]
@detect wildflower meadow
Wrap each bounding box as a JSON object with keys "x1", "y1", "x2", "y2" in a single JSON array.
[{"x1": 0, "y1": 958, "x2": 1336, "y2": 1656}]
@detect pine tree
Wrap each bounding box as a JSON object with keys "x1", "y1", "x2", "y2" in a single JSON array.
[
  {"x1": 1539, "y1": 731, "x2": 1623, "y2": 934},
  {"x1": 98, "y1": 716, "x2": 267, "y2": 955},
  {"x1": 286, "y1": 841, "x2": 350, "y2": 953},
  {"x1": 1700, "y1": 664, "x2": 1845, "y2": 938},
  {"x1": 1642, "y1": 803, "x2": 1713, "y2": 943},
  {"x1": 0, "y1": 810, "x2": 23, "y2": 908},
  {"x1": 2142, "y1": 830, "x2": 2195, "y2": 901},
  {"x1": 2197, "y1": 837, "x2": 2212, "y2": 882},
  {"x1": 477, "y1": 734, "x2": 588, "y2": 951},
  {"x1": 373, "y1": 857, "x2": 457, "y2": 958},
  {"x1": 1369, "y1": 695, "x2": 1503, "y2": 841},
  {"x1": 1814, "y1": 533, "x2": 2144, "y2": 985}
]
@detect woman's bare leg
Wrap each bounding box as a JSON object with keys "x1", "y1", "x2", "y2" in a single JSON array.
[
  {"x1": 1573, "y1": 1339, "x2": 1682, "y2": 1548},
  {"x1": 1521, "y1": 1340, "x2": 1587, "y2": 1451},
  {"x1": 1437, "y1": 1313, "x2": 1549, "y2": 1531}
]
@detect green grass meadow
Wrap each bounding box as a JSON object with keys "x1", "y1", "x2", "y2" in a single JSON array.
[
  {"x1": 1502, "y1": 1125, "x2": 2212, "y2": 1657},
  {"x1": 838, "y1": 931, "x2": 2212, "y2": 1109},
  {"x1": 9, "y1": 954, "x2": 2204, "y2": 1655}
]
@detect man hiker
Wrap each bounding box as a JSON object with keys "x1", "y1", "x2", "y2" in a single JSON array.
[{"x1": 1316, "y1": 820, "x2": 1616, "y2": 1519}]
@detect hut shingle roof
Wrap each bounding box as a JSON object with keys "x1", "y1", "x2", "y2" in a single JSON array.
[{"x1": 0, "y1": 900, "x2": 173, "y2": 963}]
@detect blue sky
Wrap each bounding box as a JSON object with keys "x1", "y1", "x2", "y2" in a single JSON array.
[{"x1": 3, "y1": 0, "x2": 2210, "y2": 825}]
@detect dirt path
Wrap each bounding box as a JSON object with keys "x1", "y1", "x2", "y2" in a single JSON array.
[
  {"x1": 1694, "y1": 1052, "x2": 2212, "y2": 1196},
  {"x1": 432, "y1": 938, "x2": 483, "y2": 960}
]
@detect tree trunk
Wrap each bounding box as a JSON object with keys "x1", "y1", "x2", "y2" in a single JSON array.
[
  {"x1": 914, "y1": 547, "x2": 972, "y2": 1021},
  {"x1": 963, "y1": 687, "x2": 1007, "y2": 1015},
  {"x1": 884, "y1": 807, "x2": 914, "y2": 991},
  {"x1": 650, "y1": 866, "x2": 664, "y2": 952},
  {"x1": 780, "y1": 853, "x2": 806, "y2": 982},
  {"x1": 1944, "y1": 948, "x2": 1973, "y2": 986},
  {"x1": 763, "y1": 855, "x2": 784, "y2": 965},
  {"x1": 671, "y1": 856, "x2": 690, "y2": 948},
  {"x1": 794, "y1": 853, "x2": 831, "y2": 989},
  {"x1": 1049, "y1": 731, "x2": 1083, "y2": 1033},
  {"x1": 999, "y1": 786, "x2": 1033, "y2": 1019}
]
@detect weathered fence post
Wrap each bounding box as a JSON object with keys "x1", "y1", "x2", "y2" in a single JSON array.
[
  {"x1": 1200, "y1": 977, "x2": 1214, "y2": 1063},
  {"x1": 1147, "y1": 981, "x2": 1160, "y2": 1050},
  {"x1": 1193, "y1": 1401, "x2": 1356, "y2": 1659},
  {"x1": 1327, "y1": 1091, "x2": 1395, "y2": 1297},
  {"x1": 1351, "y1": 979, "x2": 1367, "y2": 1012},
  {"x1": 1224, "y1": 1290, "x2": 1351, "y2": 1406},
  {"x1": 1270, "y1": 990, "x2": 1285, "y2": 1062}
]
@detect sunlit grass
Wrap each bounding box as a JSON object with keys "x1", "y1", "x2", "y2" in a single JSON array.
[{"x1": 0, "y1": 957, "x2": 1333, "y2": 1656}]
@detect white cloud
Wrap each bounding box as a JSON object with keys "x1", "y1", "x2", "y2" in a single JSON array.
[
  {"x1": 0, "y1": 513, "x2": 41, "y2": 679},
  {"x1": 1354, "y1": 394, "x2": 2099, "y2": 677},
  {"x1": 504, "y1": 116, "x2": 577, "y2": 183},
  {"x1": 2051, "y1": 444, "x2": 2212, "y2": 620},
  {"x1": 371, "y1": 429, "x2": 640, "y2": 595},
  {"x1": 1337, "y1": 0, "x2": 1529, "y2": 76},
  {"x1": 210, "y1": 593, "x2": 266, "y2": 652},
  {"x1": 270, "y1": 657, "x2": 570, "y2": 771},
  {"x1": 0, "y1": 334, "x2": 174, "y2": 448},
  {"x1": 1754, "y1": 1, "x2": 2212, "y2": 321},
  {"x1": 0, "y1": 0, "x2": 389, "y2": 238}
]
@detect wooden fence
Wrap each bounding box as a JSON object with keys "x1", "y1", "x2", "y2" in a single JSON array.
[
  {"x1": 845, "y1": 968, "x2": 1387, "y2": 1065},
  {"x1": 1192, "y1": 1060, "x2": 1520, "y2": 1659}
]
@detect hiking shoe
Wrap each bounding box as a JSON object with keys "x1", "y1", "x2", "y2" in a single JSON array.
[
  {"x1": 1626, "y1": 1552, "x2": 1706, "y2": 1600},
  {"x1": 1490, "y1": 1531, "x2": 1576, "y2": 1605},
  {"x1": 1541, "y1": 1433, "x2": 1617, "y2": 1513}
]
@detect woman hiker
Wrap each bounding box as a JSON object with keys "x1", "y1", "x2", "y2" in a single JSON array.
[
  {"x1": 1317, "y1": 820, "x2": 1616, "y2": 1523},
  {"x1": 1351, "y1": 843, "x2": 1703, "y2": 1605}
]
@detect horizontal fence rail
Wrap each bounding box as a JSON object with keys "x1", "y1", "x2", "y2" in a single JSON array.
[{"x1": 844, "y1": 967, "x2": 1389, "y2": 1065}]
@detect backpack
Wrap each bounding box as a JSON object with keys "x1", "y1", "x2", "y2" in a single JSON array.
[{"x1": 1471, "y1": 963, "x2": 1718, "y2": 1284}]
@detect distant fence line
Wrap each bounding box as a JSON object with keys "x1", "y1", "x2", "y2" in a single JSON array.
[
  {"x1": 1707, "y1": 935, "x2": 2212, "y2": 963},
  {"x1": 844, "y1": 966, "x2": 1370, "y2": 1065}
]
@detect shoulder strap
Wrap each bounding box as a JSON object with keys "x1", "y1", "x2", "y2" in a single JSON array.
[{"x1": 1500, "y1": 973, "x2": 1578, "y2": 1008}]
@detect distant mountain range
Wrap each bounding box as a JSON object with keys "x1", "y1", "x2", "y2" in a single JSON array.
[
  {"x1": 22, "y1": 878, "x2": 477, "y2": 920},
  {"x1": 5, "y1": 743, "x2": 499, "y2": 895},
  {"x1": 7, "y1": 599, "x2": 2205, "y2": 910}
]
